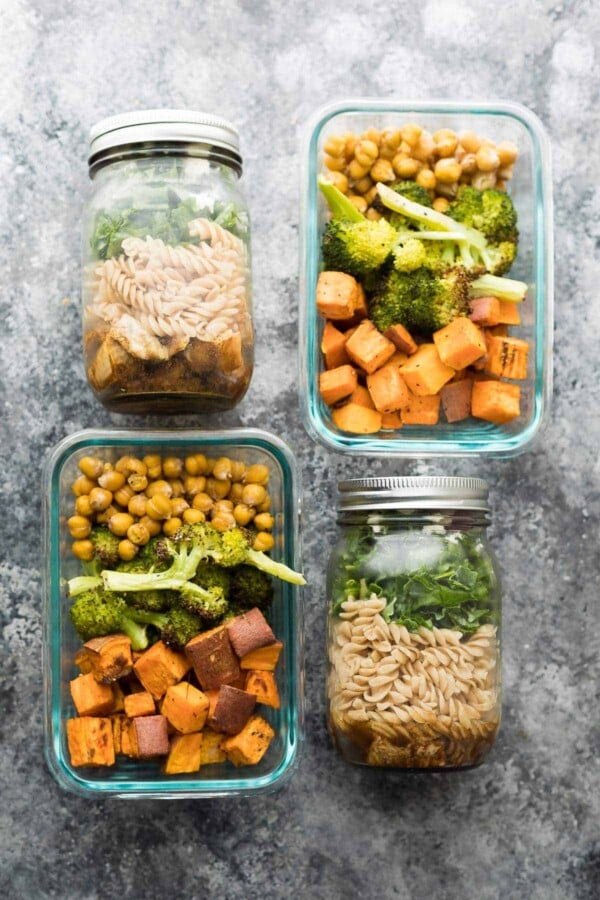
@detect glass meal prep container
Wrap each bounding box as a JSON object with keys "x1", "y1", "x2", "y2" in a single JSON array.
[
  {"x1": 83, "y1": 110, "x2": 253, "y2": 414},
  {"x1": 300, "y1": 99, "x2": 553, "y2": 456},
  {"x1": 327, "y1": 477, "x2": 501, "y2": 770},
  {"x1": 43, "y1": 429, "x2": 303, "y2": 798}
]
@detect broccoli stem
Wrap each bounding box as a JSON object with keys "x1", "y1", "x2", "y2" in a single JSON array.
[
  {"x1": 68, "y1": 575, "x2": 103, "y2": 597},
  {"x1": 318, "y1": 175, "x2": 365, "y2": 222},
  {"x1": 377, "y1": 183, "x2": 487, "y2": 249},
  {"x1": 119, "y1": 618, "x2": 151, "y2": 651},
  {"x1": 102, "y1": 543, "x2": 205, "y2": 592},
  {"x1": 245, "y1": 549, "x2": 306, "y2": 586},
  {"x1": 470, "y1": 273, "x2": 527, "y2": 302}
]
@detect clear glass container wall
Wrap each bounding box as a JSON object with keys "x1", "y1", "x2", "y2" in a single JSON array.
[
  {"x1": 327, "y1": 492, "x2": 501, "y2": 770},
  {"x1": 83, "y1": 139, "x2": 253, "y2": 413}
]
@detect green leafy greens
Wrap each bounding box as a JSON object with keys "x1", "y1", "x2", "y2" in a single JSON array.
[{"x1": 331, "y1": 526, "x2": 496, "y2": 634}]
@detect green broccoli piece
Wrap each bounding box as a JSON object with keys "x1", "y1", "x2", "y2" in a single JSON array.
[
  {"x1": 89, "y1": 527, "x2": 121, "y2": 568},
  {"x1": 369, "y1": 267, "x2": 470, "y2": 335},
  {"x1": 192, "y1": 560, "x2": 231, "y2": 596},
  {"x1": 317, "y1": 175, "x2": 364, "y2": 222},
  {"x1": 321, "y1": 218, "x2": 397, "y2": 277},
  {"x1": 70, "y1": 589, "x2": 165, "y2": 650},
  {"x1": 179, "y1": 582, "x2": 228, "y2": 623},
  {"x1": 470, "y1": 273, "x2": 528, "y2": 302},
  {"x1": 160, "y1": 607, "x2": 204, "y2": 650},
  {"x1": 377, "y1": 183, "x2": 487, "y2": 250},
  {"x1": 388, "y1": 180, "x2": 433, "y2": 207},
  {"x1": 478, "y1": 240, "x2": 517, "y2": 276},
  {"x1": 379, "y1": 180, "x2": 433, "y2": 230},
  {"x1": 126, "y1": 589, "x2": 178, "y2": 613},
  {"x1": 392, "y1": 237, "x2": 427, "y2": 273},
  {"x1": 229, "y1": 566, "x2": 274, "y2": 612},
  {"x1": 448, "y1": 186, "x2": 518, "y2": 243},
  {"x1": 137, "y1": 536, "x2": 172, "y2": 569}
]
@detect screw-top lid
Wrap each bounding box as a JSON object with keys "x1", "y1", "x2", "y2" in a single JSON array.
[
  {"x1": 88, "y1": 109, "x2": 241, "y2": 163},
  {"x1": 337, "y1": 476, "x2": 489, "y2": 512}
]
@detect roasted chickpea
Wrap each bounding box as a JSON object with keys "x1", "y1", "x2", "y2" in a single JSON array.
[
  {"x1": 138, "y1": 515, "x2": 162, "y2": 538},
  {"x1": 127, "y1": 523, "x2": 150, "y2": 546},
  {"x1": 254, "y1": 512, "x2": 274, "y2": 531},
  {"x1": 361, "y1": 127, "x2": 381, "y2": 145},
  {"x1": 230, "y1": 460, "x2": 246, "y2": 482},
  {"x1": 228, "y1": 483, "x2": 244, "y2": 503},
  {"x1": 95, "y1": 504, "x2": 120, "y2": 524},
  {"x1": 347, "y1": 159, "x2": 371, "y2": 180},
  {"x1": 370, "y1": 158, "x2": 395, "y2": 183},
  {"x1": 354, "y1": 139, "x2": 378, "y2": 168},
  {"x1": 168, "y1": 479, "x2": 185, "y2": 498},
  {"x1": 434, "y1": 158, "x2": 462, "y2": 184},
  {"x1": 415, "y1": 168, "x2": 436, "y2": 191},
  {"x1": 68, "y1": 515, "x2": 92, "y2": 539},
  {"x1": 433, "y1": 197, "x2": 451, "y2": 213},
  {"x1": 435, "y1": 181, "x2": 459, "y2": 200},
  {"x1": 497, "y1": 140, "x2": 518, "y2": 167},
  {"x1": 365, "y1": 208, "x2": 382, "y2": 220},
  {"x1": 253, "y1": 532, "x2": 275, "y2": 552},
  {"x1": 349, "y1": 194, "x2": 368, "y2": 214},
  {"x1": 476, "y1": 146, "x2": 500, "y2": 172},
  {"x1": 162, "y1": 517, "x2": 183, "y2": 538},
  {"x1": 413, "y1": 133, "x2": 435, "y2": 162},
  {"x1": 78, "y1": 456, "x2": 103, "y2": 480},
  {"x1": 343, "y1": 133, "x2": 357, "y2": 159},
  {"x1": 460, "y1": 152, "x2": 477, "y2": 175},
  {"x1": 242, "y1": 483, "x2": 267, "y2": 508},
  {"x1": 146, "y1": 494, "x2": 172, "y2": 520},
  {"x1": 364, "y1": 186, "x2": 379, "y2": 206},
  {"x1": 213, "y1": 499, "x2": 234, "y2": 514},
  {"x1": 88, "y1": 487, "x2": 113, "y2": 512},
  {"x1": 212, "y1": 457, "x2": 233, "y2": 481},
  {"x1": 115, "y1": 456, "x2": 147, "y2": 477},
  {"x1": 128, "y1": 473, "x2": 148, "y2": 492},
  {"x1": 192, "y1": 492, "x2": 214, "y2": 514},
  {"x1": 72, "y1": 475, "x2": 95, "y2": 497},
  {"x1": 433, "y1": 129, "x2": 458, "y2": 157},
  {"x1": 324, "y1": 154, "x2": 346, "y2": 172},
  {"x1": 72, "y1": 539, "x2": 94, "y2": 561},
  {"x1": 471, "y1": 171, "x2": 497, "y2": 190},
  {"x1": 392, "y1": 155, "x2": 419, "y2": 178},
  {"x1": 162, "y1": 456, "x2": 183, "y2": 479},
  {"x1": 128, "y1": 494, "x2": 148, "y2": 518},
  {"x1": 186, "y1": 454, "x2": 209, "y2": 476},
  {"x1": 143, "y1": 455, "x2": 162, "y2": 479},
  {"x1": 498, "y1": 164, "x2": 514, "y2": 181},
  {"x1": 98, "y1": 469, "x2": 126, "y2": 492},
  {"x1": 118, "y1": 539, "x2": 138, "y2": 561},
  {"x1": 183, "y1": 508, "x2": 205, "y2": 525},
  {"x1": 233, "y1": 503, "x2": 255, "y2": 526},
  {"x1": 114, "y1": 484, "x2": 135, "y2": 508},
  {"x1": 401, "y1": 123, "x2": 422, "y2": 148},
  {"x1": 108, "y1": 512, "x2": 135, "y2": 536},
  {"x1": 146, "y1": 480, "x2": 172, "y2": 499},
  {"x1": 183, "y1": 475, "x2": 206, "y2": 498},
  {"x1": 324, "y1": 170, "x2": 349, "y2": 194},
  {"x1": 458, "y1": 130, "x2": 481, "y2": 154},
  {"x1": 258, "y1": 493, "x2": 271, "y2": 513},
  {"x1": 324, "y1": 135, "x2": 346, "y2": 157},
  {"x1": 75, "y1": 495, "x2": 93, "y2": 517},
  {"x1": 353, "y1": 175, "x2": 373, "y2": 195},
  {"x1": 381, "y1": 128, "x2": 402, "y2": 151},
  {"x1": 170, "y1": 498, "x2": 189, "y2": 518},
  {"x1": 211, "y1": 512, "x2": 236, "y2": 532},
  {"x1": 206, "y1": 477, "x2": 231, "y2": 500}
]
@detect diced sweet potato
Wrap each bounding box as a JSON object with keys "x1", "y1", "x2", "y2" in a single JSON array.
[
  {"x1": 353, "y1": 283, "x2": 368, "y2": 320},
  {"x1": 386, "y1": 350, "x2": 410, "y2": 368},
  {"x1": 345, "y1": 320, "x2": 396, "y2": 374},
  {"x1": 133, "y1": 715, "x2": 170, "y2": 758},
  {"x1": 221, "y1": 716, "x2": 275, "y2": 767},
  {"x1": 199, "y1": 729, "x2": 226, "y2": 765},
  {"x1": 316, "y1": 271, "x2": 359, "y2": 319},
  {"x1": 205, "y1": 689, "x2": 220, "y2": 719},
  {"x1": 319, "y1": 365, "x2": 358, "y2": 406},
  {"x1": 487, "y1": 324, "x2": 509, "y2": 338},
  {"x1": 401, "y1": 392, "x2": 441, "y2": 426},
  {"x1": 240, "y1": 641, "x2": 283, "y2": 671},
  {"x1": 66, "y1": 717, "x2": 115, "y2": 768},
  {"x1": 77, "y1": 634, "x2": 133, "y2": 684},
  {"x1": 123, "y1": 691, "x2": 155, "y2": 718},
  {"x1": 381, "y1": 411, "x2": 403, "y2": 429},
  {"x1": 348, "y1": 384, "x2": 376, "y2": 410},
  {"x1": 161, "y1": 682, "x2": 210, "y2": 734},
  {"x1": 485, "y1": 336, "x2": 529, "y2": 380},
  {"x1": 469, "y1": 296, "x2": 500, "y2": 327},
  {"x1": 496, "y1": 300, "x2": 521, "y2": 325},
  {"x1": 384, "y1": 323, "x2": 418, "y2": 355},
  {"x1": 367, "y1": 363, "x2": 410, "y2": 413},
  {"x1": 211, "y1": 685, "x2": 256, "y2": 735},
  {"x1": 120, "y1": 718, "x2": 140, "y2": 758},
  {"x1": 245, "y1": 670, "x2": 281, "y2": 709},
  {"x1": 472, "y1": 380, "x2": 521, "y2": 424},
  {"x1": 332, "y1": 402, "x2": 382, "y2": 434},
  {"x1": 433, "y1": 317, "x2": 487, "y2": 370},
  {"x1": 226, "y1": 608, "x2": 276, "y2": 659},
  {"x1": 400, "y1": 344, "x2": 454, "y2": 396},
  {"x1": 321, "y1": 322, "x2": 350, "y2": 369},
  {"x1": 70, "y1": 673, "x2": 117, "y2": 717},
  {"x1": 164, "y1": 733, "x2": 203, "y2": 775},
  {"x1": 185, "y1": 626, "x2": 241, "y2": 691},
  {"x1": 440, "y1": 378, "x2": 473, "y2": 423},
  {"x1": 111, "y1": 715, "x2": 126, "y2": 755},
  {"x1": 134, "y1": 641, "x2": 191, "y2": 700}
]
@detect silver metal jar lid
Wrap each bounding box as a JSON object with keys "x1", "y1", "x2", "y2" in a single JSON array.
[
  {"x1": 337, "y1": 476, "x2": 489, "y2": 512},
  {"x1": 88, "y1": 109, "x2": 240, "y2": 162}
]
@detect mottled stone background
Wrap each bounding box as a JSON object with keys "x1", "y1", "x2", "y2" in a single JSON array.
[{"x1": 0, "y1": 1, "x2": 598, "y2": 898}]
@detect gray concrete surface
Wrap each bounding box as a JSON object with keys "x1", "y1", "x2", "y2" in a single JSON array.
[{"x1": 0, "y1": 1, "x2": 598, "y2": 898}]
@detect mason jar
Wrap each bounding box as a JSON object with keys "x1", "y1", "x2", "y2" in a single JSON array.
[
  {"x1": 83, "y1": 109, "x2": 253, "y2": 413},
  {"x1": 327, "y1": 476, "x2": 501, "y2": 770}
]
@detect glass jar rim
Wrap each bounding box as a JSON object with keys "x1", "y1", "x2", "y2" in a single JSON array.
[{"x1": 337, "y1": 476, "x2": 489, "y2": 512}]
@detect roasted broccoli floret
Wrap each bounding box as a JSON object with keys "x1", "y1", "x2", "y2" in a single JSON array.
[
  {"x1": 448, "y1": 186, "x2": 518, "y2": 243},
  {"x1": 179, "y1": 581, "x2": 228, "y2": 623},
  {"x1": 126, "y1": 588, "x2": 178, "y2": 613},
  {"x1": 478, "y1": 240, "x2": 517, "y2": 276},
  {"x1": 321, "y1": 218, "x2": 397, "y2": 277},
  {"x1": 318, "y1": 174, "x2": 364, "y2": 222},
  {"x1": 160, "y1": 607, "x2": 203, "y2": 650},
  {"x1": 193, "y1": 560, "x2": 231, "y2": 596},
  {"x1": 229, "y1": 566, "x2": 274, "y2": 612},
  {"x1": 369, "y1": 267, "x2": 470, "y2": 335},
  {"x1": 137, "y1": 536, "x2": 172, "y2": 570},
  {"x1": 70, "y1": 589, "x2": 165, "y2": 650},
  {"x1": 89, "y1": 527, "x2": 121, "y2": 568},
  {"x1": 470, "y1": 273, "x2": 528, "y2": 302},
  {"x1": 392, "y1": 237, "x2": 427, "y2": 272},
  {"x1": 377, "y1": 180, "x2": 433, "y2": 230}
]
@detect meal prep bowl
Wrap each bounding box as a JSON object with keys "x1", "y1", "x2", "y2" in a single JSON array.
[
  {"x1": 300, "y1": 99, "x2": 553, "y2": 457},
  {"x1": 43, "y1": 428, "x2": 303, "y2": 798}
]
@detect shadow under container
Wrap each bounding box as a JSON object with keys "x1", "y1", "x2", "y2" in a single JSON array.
[
  {"x1": 327, "y1": 476, "x2": 501, "y2": 770},
  {"x1": 300, "y1": 99, "x2": 553, "y2": 456},
  {"x1": 83, "y1": 110, "x2": 253, "y2": 414},
  {"x1": 43, "y1": 429, "x2": 303, "y2": 798}
]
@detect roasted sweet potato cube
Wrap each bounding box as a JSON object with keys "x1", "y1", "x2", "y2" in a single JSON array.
[
  {"x1": 200, "y1": 729, "x2": 227, "y2": 765},
  {"x1": 120, "y1": 718, "x2": 140, "y2": 758},
  {"x1": 367, "y1": 363, "x2": 410, "y2": 413},
  {"x1": 316, "y1": 271, "x2": 359, "y2": 319},
  {"x1": 245, "y1": 670, "x2": 281, "y2": 709},
  {"x1": 66, "y1": 717, "x2": 115, "y2": 768},
  {"x1": 321, "y1": 321, "x2": 350, "y2": 369},
  {"x1": 319, "y1": 364, "x2": 358, "y2": 406},
  {"x1": 221, "y1": 715, "x2": 275, "y2": 766},
  {"x1": 205, "y1": 689, "x2": 220, "y2": 719},
  {"x1": 440, "y1": 378, "x2": 473, "y2": 423},
  {"x1": 401, "y1": 392, "x2": 441, "y2": 426},
  {"x1": 133, "y1": 715, "x2": 169, "y2": 758},
  {"x1": 472, "y1": 380, "x2": 521, "y2": 424},
  {"x1": 384, "y1": 323, "x2": 418, "y2": 355},
  {"x1": 161, "y1": 682, "x2": 210, "y2": 734},
  {"x1": 348, "y1": 384, "x2": 376, "y2": 410},
  {"x1": 332, "y1": 402, "x2": 382, "y2": 434},
  {"x1": 123, "y1": 691, "x2": 155, "y2": 718},
  {"x1": 239, "y1": 641, "x2": 283, "y2": 671},
  {"x1": 226, "y1": 608, "x2": 276, "y2": 659},
  {"x1": 433, "y1": 317, "x2": 487, "y2": 370},
  {"x1": 70, "y1": 673, "x2": 117, "y2": 717},
  {"x1": 496, "y1": 300, "x2": 521, "y2": 325},
  {"x1": 484, "y1": 336, "x2": 529, "y2": 380},
  {"x1": 185, "y1": 626, "x2": 241, "y2": 691},
  {"x1": 381, "y1": 411, "x2": 403, "y2": 429},
  {"x1": 469, "y1": 296, "x2": 500, "y2": 327},
  {"x1": 111, "y1": 715, "x2": 126, "y2": 755},
  {"x1": 78, "y1": 634, "x2": 133, "y2": 684},
  {"x1": 400, "y1": 344, "x2": 454, "y2": 396},
  {"x1": 133, "y1": 641, "x2": 191, "y2": 700},
  {"x1": 345, "y1": 320, "x2": 396, "y2": 374},
  {"x1": 211, "y1": 685, "x2": 256, "y2": 735},
  {"x1": 164, "y1": 733, "x2": 203, "y2": 775}
]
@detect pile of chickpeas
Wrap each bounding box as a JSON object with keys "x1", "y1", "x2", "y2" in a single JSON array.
[
  {"x1": 322, "y1": 123, "x2": 518, "y2": 218},
  {"x1": 67, "y1": 453, "x2": 275, "y2": 563}
]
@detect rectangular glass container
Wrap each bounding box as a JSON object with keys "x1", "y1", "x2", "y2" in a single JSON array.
[
  {"x1": 300, "y1": 99, "x2": 553, "y2": 457},
  {"x1": 43, "y1": 428, "x2": 303, "y2": 798}
]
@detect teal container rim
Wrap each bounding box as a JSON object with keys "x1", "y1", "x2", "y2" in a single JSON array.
[
  {"x1": 42, "y1": 428, "x2": 304, "y2": 799},
  {"x1": 299, "y1": 98, "x2": 554, "y2": 458}
]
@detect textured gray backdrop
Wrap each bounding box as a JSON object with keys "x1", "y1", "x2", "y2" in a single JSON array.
[{"x1": 0, "y1": 1, "x2": 598, "y2": 898}]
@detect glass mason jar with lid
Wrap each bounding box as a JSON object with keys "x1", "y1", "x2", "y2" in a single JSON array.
[
  {"x1": 327, "y1": 476, "x2": 501, "y2": 770},
  {"x1": 83, "y1": 109, "x2": 253, "y2": 413}
]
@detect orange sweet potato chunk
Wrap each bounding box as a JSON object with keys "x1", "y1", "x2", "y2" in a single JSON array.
[
  {"x1": 319, "y1": 365, "x2": 358, "y2": 406},
  {"x1": 240, "y1": 641, "x2": 283, "y2": 671},
  {"x1": 433, "y1": 317, "x2": 487, "y2": 370},
  {"x1": 485, "y1": 336, "x2": 529, "y2": 380},
  {"x1": 161, "y1": 682, "x2": 210, "y2": 734},
  {"x1": 401, "y1": 392, "x2": 441, "y2": 426},
  {"x1": 331, "y1": 402, "x2": 382, "y2": 434},
  {"x1": 134, "y1": 641, "x2": 191, "y2": 700},
  {"x1": 348, "y1": 384, "x2": 376, "y2": 410},
  {"x1": 345, "y1": 320, "x2": 396, "y2": 374},
  {"x1": 496, "y1": 300, "x2": 521, "y2": 325},
  {"x1": 381, "y1": 411, "x2": 403, "y2": 429},
  {"x1": 245, "y1": 670, "x2": 281, "y2": 709},
  {"x1": 321, "y1": 321, "x2": 351, "y2": 369},
  {"x1": 440, "y1": 378, "x2": 473, "y2": 423},
  {"x1": 221, "y1": 716, "x2": 275, "y2": 767},
  {"x1": 367, "y1": 363, "x2": 410, "y2": 413},
  {"x1": 67, "y1": 717, "x2": 115, "y2": 768},
  {"x1": 123, "y1": 691, "x2": 155, "y2": 718},
  {"x1": 69, "y1": 673, "x2": 117, "y2": 717},
  {"x1": 200, "y1": 729, "x2": 227, "y2": 765},
  {"x1": 316, "y1": 271, "x2": 359, "y2": 319},
  {"x1": 471, "y1": 380, "x2": 521, "y2": 424},
  {"x1": 400, "y1": 344, "x2": 454, "y2": 396},
  {"x1": 164, "y1": 733, "x2": 203, "y2": 775},
  {"x1": 384, "y1": 323, "x2": 418, "y2": 355}
]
